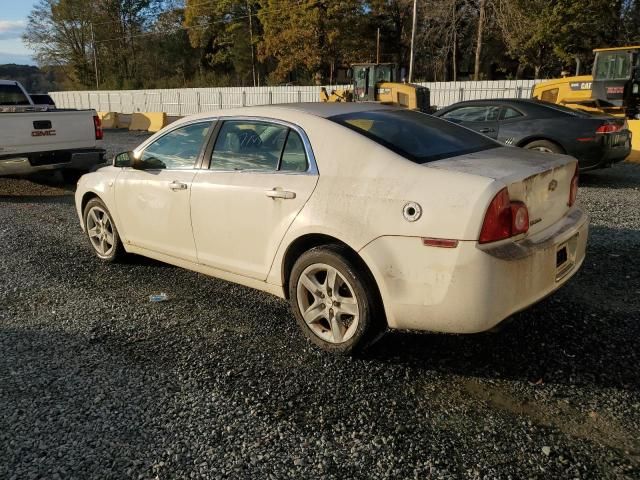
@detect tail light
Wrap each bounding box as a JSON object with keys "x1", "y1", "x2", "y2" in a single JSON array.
[
  {"x1": 479, "y1": 188, "x2": 529, "y2": 244},
  {"x1": 596, "y1": 122, "x2": 623, "y2": 134},
  {"x1": 93, "y1": 115, "x2": 103, "y2": 140},
  {"x1": 568, "y1": 164, "x2": 579, "y2": 207}
]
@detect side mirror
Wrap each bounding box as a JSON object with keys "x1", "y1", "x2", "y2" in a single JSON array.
[{"x1": 113, "y1": 151, "x2": 133, "y2": 168}]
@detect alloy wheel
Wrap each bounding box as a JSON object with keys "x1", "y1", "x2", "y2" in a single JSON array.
[
  {"x1": 296, "y1": 263, "x2": 360, "y2": 344},
  {"x1": 86, "y1": 206, "x2": 115, "y2": 257}
]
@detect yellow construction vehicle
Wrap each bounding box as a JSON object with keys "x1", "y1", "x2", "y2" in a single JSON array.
[
  {"x1": 532, "y1": 46, "x2": 640, "y2": 161},
  {"x1": 320, "y1": 63, "x2": 431, "y2": 112}
]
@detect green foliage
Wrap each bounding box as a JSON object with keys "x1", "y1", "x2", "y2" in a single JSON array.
[{"x1": 18, "y1": 0, "x2": 640, "y2": 89}]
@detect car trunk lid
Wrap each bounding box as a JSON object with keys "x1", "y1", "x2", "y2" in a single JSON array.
[{"x1": 426, "y1": 146, "x2": 576, "y2": 236}]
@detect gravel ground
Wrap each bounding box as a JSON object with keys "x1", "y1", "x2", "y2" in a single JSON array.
[{"x1": 1, "y1": 130, "x2": 639, "y2": 479}]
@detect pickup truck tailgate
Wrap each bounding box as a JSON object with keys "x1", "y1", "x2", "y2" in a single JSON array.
[{"x1": 0, "y1": 110, "x2": 98, "y2": 157}]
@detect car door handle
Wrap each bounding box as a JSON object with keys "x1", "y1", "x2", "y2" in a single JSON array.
[
  {"x1": 479, "y1": 128, "x2": 496, "y2": 133},
  {"x1": 169, "y1": 181, "x2": 188, "y2": 191},
  {"x1": 265, "y1": 188, "x2": 296, "y2": 199}
]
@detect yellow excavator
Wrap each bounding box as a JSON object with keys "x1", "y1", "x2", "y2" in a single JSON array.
[
  {"x1": 320, "y1": 63, "x2": 431, "y2": 113},
  {"x1": 532, "y1": 46, "x2": 640, "y2": 161}
]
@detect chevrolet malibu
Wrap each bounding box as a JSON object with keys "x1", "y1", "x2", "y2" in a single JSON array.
[{"x1": 75, "y1": 103, "x2": 588, "y2": 354}]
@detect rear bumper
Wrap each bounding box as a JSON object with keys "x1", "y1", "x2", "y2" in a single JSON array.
[
  {"x1": 575, "y1": 133, "x2": 631, "y2": 170},
  {"x1": 0, "y1": 148, "x2": 105, "y2": 176},
  {"x1": 360, "y1": 206, "x2": 589, "y2": 333}
]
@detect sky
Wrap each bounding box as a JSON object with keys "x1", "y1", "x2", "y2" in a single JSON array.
[{"x1": 0, "y1": 0, "x2": 37, "y2": 65}]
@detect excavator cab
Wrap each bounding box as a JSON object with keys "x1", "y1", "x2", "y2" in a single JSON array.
[
  {"x1": 351, "y1": 63, "x2": 397, "y2": 102},
  {"x1": 591, "y1": 47, "x2": 640, "y2": 111}
]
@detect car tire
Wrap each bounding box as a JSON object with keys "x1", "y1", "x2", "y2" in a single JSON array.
[
  {"x1": 289, "y1": 244, "x2": 385, "y2": 355},
  {"x1": 83, "y1": 198, "x2": 125, "y2": 262},
  {"x1": 523, "y1": 139, "x2": 564, "y2": 154}
]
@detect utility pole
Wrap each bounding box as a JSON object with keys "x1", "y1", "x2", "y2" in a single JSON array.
[
  {"x1": 474, "y1": 0, "x2": 486, "y2": 81},
  {"x1": 376, "y1": 28, "x2": 380, "y2": 64},
  {"x1": 408, "y1": 0, "x2": 417, "y2": 83},
  {"x1": 247, "y1": 0, "x2": 257, "y2": 87},
  {"x1": 90, "y1": 22, "x2": 99, "y2": 89}
]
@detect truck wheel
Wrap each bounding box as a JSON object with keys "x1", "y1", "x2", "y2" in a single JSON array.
[
  {"x1": 523, "y1": 139, "x2": 564, "y2": 154},
  {"x1": 83, "y1": 198, "x2": 125, "y2": 262}
]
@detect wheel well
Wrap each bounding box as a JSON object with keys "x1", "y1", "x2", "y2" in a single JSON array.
[
  {"x1": 281, "y1": 234, "x2": 378, "y2": 301},
  {"x1": 517, "y1": 136, "x2": 566, "y2": 153},
  {"x1": 80, "y1": 192, "x2": 99, "y2": 215}
]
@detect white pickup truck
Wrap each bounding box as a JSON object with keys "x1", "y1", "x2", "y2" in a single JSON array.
[{"x1": 0, "y1": 80, "x2": 105, "y2": 176}]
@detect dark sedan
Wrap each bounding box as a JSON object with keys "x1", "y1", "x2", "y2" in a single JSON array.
[{"x1": 434, "y1": 99, "x2": 631, "y2": 170}]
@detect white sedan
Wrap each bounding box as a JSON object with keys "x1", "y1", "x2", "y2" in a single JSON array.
[{"x1": 75, "y1": 103, "x2": 588, "y2": 354}]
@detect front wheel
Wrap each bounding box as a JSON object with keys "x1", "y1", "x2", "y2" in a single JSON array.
[
  {"x1": 83, "y1": 198, "x2": 124, "y2": 262},
  {"x1": 289, "y1": 245, "x2": 384, "y2": 354}
]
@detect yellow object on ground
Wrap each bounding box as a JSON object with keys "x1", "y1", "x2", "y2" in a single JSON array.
[
  {"x1": 129, "y1": 112, "x2": 167, "y2": 132},
  {"x1": 320, "y1": 63, "x2": 430, "y2": 112},
  {"x1": 98, "y1": 112, "x2": 119, "y2": 129},
  {"x1": 627, "y1": 120, "x2": 640, "y2": 163}
]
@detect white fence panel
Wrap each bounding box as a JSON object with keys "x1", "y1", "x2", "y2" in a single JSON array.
[{"x1": 49, "y1": 79, "x2": 539, "y2": 115}]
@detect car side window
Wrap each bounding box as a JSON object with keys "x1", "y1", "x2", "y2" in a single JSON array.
[
  {"x1": 280, "y1": 130, "x2": 308, "y2": 172},
  {"x1": 211, "y1": 120, "x2": 288, "y2": 171},
  {"x1": 139, "y1": 122, "x2": 212, "y2": 170},
  {"x1": 210, "y1": 120, "x2": 309, "y2": 173},
  {"x1": 442, "y1": 105, "x2": 499, "y2": 122},
  {"x1": 501, "y1": 107, "x2": 524, "y2": 120}
]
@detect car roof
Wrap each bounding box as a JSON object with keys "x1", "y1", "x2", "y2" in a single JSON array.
[
  {"x1": 271, "y1": 102, "x2": 399, "y2": 118},
  {"x1": 170, "y1": 102, "x2": 400, "y2": 127}
]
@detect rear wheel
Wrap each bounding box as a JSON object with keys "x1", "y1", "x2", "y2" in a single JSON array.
[
  {"x1": 83, "y1": 198, "x2": 124, "y2": 262},
  {"x1": 523, "y1": 139, "x2": 564, "y2": 154},
  {"x1": 289, "y1": 245, "x2": 384, "y2": 354}
]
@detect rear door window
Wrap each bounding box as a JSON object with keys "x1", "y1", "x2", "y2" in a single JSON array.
[
  {"x1": 441, "y1": 105, "x2": 500, "y2": 122},
  {"x1": 329, "y1": 109, "x2": 498, "y2": 163},
  {"x1": 210, "y1": 120, "x2": 310, "y2": 172},
  {"x1": 500, "y1": 107, "x2": 524, "y2": 120}
]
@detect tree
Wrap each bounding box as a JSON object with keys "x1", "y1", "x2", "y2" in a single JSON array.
[
  {"x1": 93, "y1": 0, "x2": 157, "y2": 88},
  {"x1": 184, "y1": 0, "x2": 260, "y2": 86},
  {"x1": 474, "y1": 0, "x2": 486, "y2": 80},
  {"x1": 23, "y1": 0, "x2": 96, "y2": 87},
  {"x1": 258, "y1": 0, "x2": 366, "y2": 84}
]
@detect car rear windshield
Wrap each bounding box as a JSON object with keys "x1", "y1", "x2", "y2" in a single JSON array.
[
  {"x1": 328, "y1": 109, "x2": 497, "y2": 163},
  {"x1": 0, "y1": 84, "x2": 31, "y2": 106},
  {"x1": 535, "y1": 101, "x2": 593, "y2": 118}
]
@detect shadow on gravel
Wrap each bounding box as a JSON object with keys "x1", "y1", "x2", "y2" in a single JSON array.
[
  {"x1": 0, "y1": 195, "x2": 74, "y2": 204},
  {"x1": 367, "y1": 224, "x2": 640, "y2": 392},
  {"x1": 580, "y1": 163, "x2": 640, "y2": 189},
  {"x1": 367, "y1": 305, "x2": 639, "y2": 392}
]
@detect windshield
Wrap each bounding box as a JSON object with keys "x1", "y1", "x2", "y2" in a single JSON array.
[
  {"x1": 594, "y1": 52, "x2": 632, "y2": 81},
  {"x1": 329, "y1": 109, "x2": 498, "y2": 164}
]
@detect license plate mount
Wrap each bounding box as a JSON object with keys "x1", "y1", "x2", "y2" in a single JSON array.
[{"x1": 555, "y1": 233, "x2": 578, "y2": 281}]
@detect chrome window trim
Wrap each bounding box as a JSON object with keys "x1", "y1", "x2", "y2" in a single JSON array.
[{"x1": 208, "y1": 116, "x2": 319, "y2": 176}]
